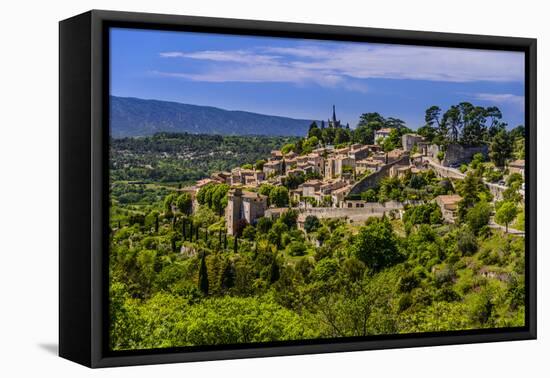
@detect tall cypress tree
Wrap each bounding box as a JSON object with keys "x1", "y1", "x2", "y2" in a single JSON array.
[
  {"x1": 189, "y1": 223, "x2": 193, "y2": 242},
  {"x1": 269, "y1": 255, "x2": 280, "y2": 283},
  {"x1": 195, "y1": 225, "x2": 199, "y2": 241},
  {"x1": 154, "y1": 215, "x2": 159, "y2": 234},
  {"x1": 182, "y1": 219, "x2": 186, "y2": 240},
  {"x1": 198, "y1": 252, "x2": 209, "y2": 296},
  {"x1": 223, "y1": 233, "x2": 227, "y2": 249}
]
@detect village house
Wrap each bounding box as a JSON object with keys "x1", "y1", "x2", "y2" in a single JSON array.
[
  {"x1": 374, "y1": 128, "x2": 393, "y2": 144},
  {"x1": 284, "y1": 151, "x2": 298, "y2": 160},
  {"x1": 356, "y1": 158, "x2": 384, "y2": 175},
  {"x1": 300, "y1": 179, "x2": 323, "y2": 197},
  {"x1": 270, "y1": 150, "x2": 284, "y2": 160},
  {"x1": 286, "y1": 167, "x2": 306, "y2": 179},
  {"x1": 331, "y1": 185, "x2": 352, "y2": 207},
  {"x1": 196, "y1": 178, "x2": 216, "y2": 188},
  {"x1": 325, "y1": 155, "x2": 356, "y2": 179},
  {"x1": 225, "y1": 188, "x2": 268, "y2": 235},
  {"x1": 435, "y1": 194, "x2": 462, "y2": 223},
  {"x1": 334, "y1": 146, "x2": 350, "y2": 156},
  {"x1": 306, "y1": 153, "x2": 325, "y2": 174},
  {"x1": 211, "y1": 171, "x2": 231, "y2": 183},
  {"x1": 348, "y1": 145, "x2": 371, "y2": 161},
  {"x1": 320, "y1": 180, "x2": 347, "y2": 195},
  {"x1": 285, "y1": 157, "x2": 298, "y2": 168},
  {"x1": 389, "y1": 164, "x2": 412, "y2": 179},
  {"x1": 229, "y1": 168, "x2": 265, "y2": 186},
  {"x1": 263, "y1": 160, "x2": 283, "y2": 177},
  {"x1": 401, "y1": 133, "x2": 426, "y2": 152},
  {"x1": 387, "y1": 149, "x2": 406, "y2": 164},
  {"x1": 508, "y1": 159, "x2": 525, "y2": 178}
]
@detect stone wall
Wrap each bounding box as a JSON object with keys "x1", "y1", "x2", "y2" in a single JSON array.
[
  {"x1": 443, "y1": 144, "x2": 488, "y2": 167},
  {"x1": 348, "y1": 155, "x2": 410, "y2": 195},
  {"x1": 298, "y1": 201, "x2": 405, "y2": 224}
]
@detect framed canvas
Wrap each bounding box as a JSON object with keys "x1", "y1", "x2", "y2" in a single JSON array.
[{"x1": 59, "y1": 10, "x2": 537, "y2": 368}]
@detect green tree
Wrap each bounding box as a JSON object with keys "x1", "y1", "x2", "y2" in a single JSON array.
[
  {"x1": 256, "y1": 217, "x2": 273, "y2": 234},
  {"x1": 470, "y1": 153, "x2": 485, "y2": 170},
  {"x1": 281, "y1": 143, "x2": 296, "y2": 154},
  {"x1": 211, "y1": 184, "x2": 230, "y2": 215},
  {"x1": 279, "y1": 209, "x2": 298, "y2": 229},
  {"x1": 490, "y1": 130, "x2": 513, "y2": 167},
  {"x1": 334, "y1": 128, "x2": 351, "y2": 145},
  {"x1": 286, "y1": 241, "x2": 307, "y2": 256},
  {"x1": 495, "y1": 201, "x2": 518, "y2": 233},
  {"x1": 163, "y1": 193, "x2": 177, "y2": 213},
  {"x1": 303, "y1": 215, "x2": 321, "y2": 233},
  {"x1": 308, "y1": 122, "x2": 323, "y2": 140},
  {"x1": 351, "y1": 218, "x2": 402, "y2": 271},
  {"x1": 302, "y1": 136, "x2": 319, "y2": 153},
  {"x1": 269, "y1": 256, "x2": 280, "y2": 283},
  {"x1": 176, "y1": 192, "x2": 192, "y2": 215},
  {"x1": 198, "y1": 252, "x2": 209, "y2": 296},
  {"x1": 269, "y1": 186, "x2": 290, "y2": 207},
  {"x1": 361, "y1": 189, "x2": 378, "y2": 202},
  {"x1": 465, "y1": 200, "x2": 491, "y2": 235},
  {"x1": 457, "y1": 226, "x2": 478, "y2": 255},
  {"x1": 255, "y1": 159, "x2": 266, "y2": 171},
  {"x1": 457, "y1": 171, "x2": 488, "y2": 221},
  {"x1": 242, "y1": 225, "x2": 256, "y2": 241}
]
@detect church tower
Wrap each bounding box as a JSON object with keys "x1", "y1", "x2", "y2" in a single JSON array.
[{"x1": 329, "y1": 105, "x2": 341, "y2": 128}]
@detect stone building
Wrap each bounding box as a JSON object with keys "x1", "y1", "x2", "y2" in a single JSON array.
[
  {"x1": 331, "y1": 185, "x2": 352, "y2": 207},
  {"x1": 263, "y1": 160, "x2": 283, "y2": 177},
  {"x1": 225, "y1": 188, "x2": 267, "y2": 235},
  {"x1": 325, "y1": 155, "x2": 356, "y2": 179},
  {"x1": 508, "y1": 159, "x2": 525, "y2": 177},
  {"x1": 348, "y1": 145, "x2": 371, "y2": 161},
  {"x1": 374, "y1": 128, "x2": 393, "y2": 144},
  {"x1": 389, "y1": 164, "x2": 412, "y2": 179},
  {"x1": 401, "y1": 133, "x2": 426, "y2": 151},
  {"x1": 435, "y1": 194, "x2": 462, "y2": 223},
  {"x1": 356, "y1": 158, "x2": 383, "y2": 175},
  {"x1": 300, "y1": 179, "x2": 323, "y2": 198}
]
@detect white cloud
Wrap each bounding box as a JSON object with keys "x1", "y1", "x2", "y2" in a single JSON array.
[
  {"x1": 160, "y1": 50, "x2": 279, "y2": 64},
  {"x1": 469, "y1": 93, "x2": 525, "y2": 109},
  {"x1": 157, "y1": 42, "x2": 524, "y2": 92}
]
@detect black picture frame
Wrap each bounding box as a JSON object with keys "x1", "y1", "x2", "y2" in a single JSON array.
[{"x1": 59, "y1": 9, "x2": 537, "y2": 368}]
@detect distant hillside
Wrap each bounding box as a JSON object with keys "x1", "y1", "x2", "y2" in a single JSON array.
[{"x1": 110, "y1": 96, "x2": 315, "y2": 138}]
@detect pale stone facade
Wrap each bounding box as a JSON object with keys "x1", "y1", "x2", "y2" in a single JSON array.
[{"x1": 226, "y1": 188, "x2": 268, "y2": 235}]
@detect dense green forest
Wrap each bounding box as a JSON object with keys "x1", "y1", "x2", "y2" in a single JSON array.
[{"x1": 110, "y1": 133, "x2": 300, "y2": 184}]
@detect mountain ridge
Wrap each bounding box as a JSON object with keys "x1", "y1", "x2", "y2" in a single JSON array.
[{"x1": 110, "y1": 96, "x2": 316, "y2": 138}]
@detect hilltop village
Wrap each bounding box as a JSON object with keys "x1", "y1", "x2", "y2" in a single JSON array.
[
  {"x1": 109, "y1": 103, "x2": 526, "y2": 350},
  {"x1": 185, "y1": 106, "x2": 525, "y2": 235}
]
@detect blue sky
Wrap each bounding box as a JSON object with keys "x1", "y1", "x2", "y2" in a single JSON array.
[{"x1": 110, "y1": 28, "x2": 525, "y2": 129}]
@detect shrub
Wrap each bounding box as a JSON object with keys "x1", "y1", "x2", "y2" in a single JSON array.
[
  {"x1": 457, "y1": 226, "x2": 478, "y2": 256},
  {"x1": 303, "y1": 215, "x2": 321, "y2": 233}
]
